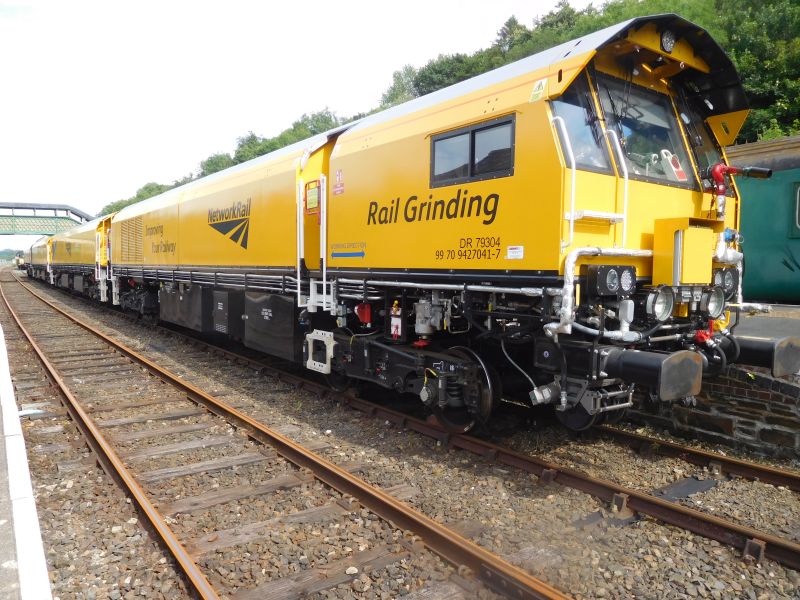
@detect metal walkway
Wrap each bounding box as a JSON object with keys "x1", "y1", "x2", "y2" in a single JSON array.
[{"x1": 0, "y1": 203, "x2": 91, "y2": 235}]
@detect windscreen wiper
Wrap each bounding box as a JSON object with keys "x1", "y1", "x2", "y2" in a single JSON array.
[{"x1": 603, "y1": 84, "x2": 627, "y2": 145}]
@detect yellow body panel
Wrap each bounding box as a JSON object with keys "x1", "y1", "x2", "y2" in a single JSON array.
[
  {"x1": 327, "y1": 35, "x2": 743, "y2": 280},
  {"x1": 51, "y1": 219, "x2": 101, "y2": 266},
  {"x1": 96, "y1": 215, "x2": 113, "y2": 267},
  {"x1": 97, "y1": 14, "x2": 746, "y2": 293},
  {"x1": 681, "y1": 227, "x2": 715, "y2": 284},
  {"x1": 545, "y1": 51, "x2": 597, "y2": 99},
  {"x1": 298, "y1": 141, "x2": 337, "y2": 270},
  {"x1": 29, "y1": 237, "x2": 48, "y2": 265},
  {"x1": 329, "y1": 68, "x2": 563, "y2": 273},
  {"x1": 652, "y1": 217, "x2": 723, "y2": 285},
  {"x1": 706, "y1": 110, "x2": 750, "y2": 148},
  {"x1": 625, "y1": 22, "x2": 709, "y2": 73},
  {"x1": 112, "y1": 152, "x2": 302, "y2": 268}
]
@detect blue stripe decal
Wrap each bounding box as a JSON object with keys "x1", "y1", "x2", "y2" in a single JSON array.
[{"x1": 331, "y1": 251, "x2": 365, "y2": 258}]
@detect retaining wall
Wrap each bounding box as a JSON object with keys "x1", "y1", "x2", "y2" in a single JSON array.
[{"x1": 628, "y1": 366, "x2": 800, "y2": 458}]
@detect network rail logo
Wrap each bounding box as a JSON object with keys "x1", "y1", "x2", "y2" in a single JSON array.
[{"x1": 208, "y1": 198, "x2": 251, "y2": 249}]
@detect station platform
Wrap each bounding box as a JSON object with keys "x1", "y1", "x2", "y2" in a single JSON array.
[
  {"x1": 0, "y1": 323, "x2": 52, "y2": 599},
  {"x1": 736, "y1": 306, "x2": 800, "y2": 338}
]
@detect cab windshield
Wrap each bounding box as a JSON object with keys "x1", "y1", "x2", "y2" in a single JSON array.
[
  {"x1": 675, "y1": 94, "x2": 726, "y2": 193},
  {"x1": 597, "y1": 75, "x2": 695, "y2": 188}
]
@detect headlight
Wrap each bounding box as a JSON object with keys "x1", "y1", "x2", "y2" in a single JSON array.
[
  {"x1": 701, "y1": 286, "x2": 726, "y2": 319},
  {"x1": 661, "y1": 30, "x2": 676, "y2": 53},
  {"x1": 585, "y1": 264, "x2": 636, "y2": 298},
  {"x1": 605, "y1": 268, "x2": 620, "y2": 293},
  {"x1": 712, "y1": 268, "x2": 739, "y2": 299},
  {"x1": 619, "y1": 267, "x2": 636, "y2": 294},
  {"x1": 723, "y1": 270, "x2": 734, "y2": 290},
  {"x1": 646, "y1": 286, "x2": 675, "y2": 322}
]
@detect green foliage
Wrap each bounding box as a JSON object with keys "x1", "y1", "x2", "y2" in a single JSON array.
[
  {"x1": 200, "y1": 153, "x2": 235, "y2": 177},
  {"x1": 0, "y1": 249, "x2": 21, "y2": 260},
  {"x1": 101, "y1": 0, "x2": 798, "y2": 216},
  {"x1": 413, "y1": 54, "x2": 477, "y2": 97},
  {"x1": 233, "y1": 109, "x2": 340, "y2": 164},
  {"x1": 97, "y1": 180, "x2": 185, "y2": 216},
  {"x1": 715, "y1": 0, "x2": 800, "y2": 141},
  {"x1": 381, "y1": 65, "x2": 418, "y2": 108},
  {"x1": 495, "y1": 16, "x2": 530, "y2": 54},
  {"x1": 98, "y1": 111, "x2": 342, "y2": 216}
]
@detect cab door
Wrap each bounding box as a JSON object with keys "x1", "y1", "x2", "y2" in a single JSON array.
[{"x1": 296, "y1": 136, "x2": 337, "y2": 311}]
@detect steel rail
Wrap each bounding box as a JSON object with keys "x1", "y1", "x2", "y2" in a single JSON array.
[
  {"x1": 67, "y1": 278, "x2": 800, "y2": 494},
  {"x1": 0, "y1": 281, "x2": 221, "y2": 600},
  {"x1": 320, "y1": 392, "x2": 800, "y2": 570},
  {"x1": 10, "y1": 276, "x2": 567, "y2": 599},
  {"x1": 596, "y1": 425, "x2": 800, "y2": 492},
  {"x1": 18, "y1": 275, "x2": 800, "y2": 570}
]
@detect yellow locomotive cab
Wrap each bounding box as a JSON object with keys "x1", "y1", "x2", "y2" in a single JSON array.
[
  {"x1": 33, "y1": 14, "x2": 800, "y2": 432},
  {"x1": 41, "y1": 214, "x2": 115, "y2": 298}
]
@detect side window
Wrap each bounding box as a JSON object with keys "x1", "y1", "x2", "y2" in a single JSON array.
[
  {"x1": 550, "y1": 73, "x2": 611, "y2": 173},
  {"x1": 474, "y1": 123, "x2": 513, "y2": 175},
  {"x1": 431, "y1": 116, "x2": 514, "y2": 187},
  {"x1": 433, "y1": 133, "x2": 469, "y2": 184}
]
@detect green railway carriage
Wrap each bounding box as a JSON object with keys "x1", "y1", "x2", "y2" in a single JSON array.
[{"x1": 726, "y1": 136, "x2": 800, "y2": 303}]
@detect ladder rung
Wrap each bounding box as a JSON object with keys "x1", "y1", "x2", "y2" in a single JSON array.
[{"x1": 565, "y1": 210, "x2": 625, "y2": 223}]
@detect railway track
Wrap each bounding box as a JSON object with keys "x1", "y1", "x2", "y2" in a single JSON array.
[
  {"x1": 0, "y1": 273, "x2": 566, "y2": 599},
  {"x1": 10, "y1": 273, "x2": 800, "y2": 579},
  {"x1": 594, "y1": 425, "x2": 799, "y2": 492},
  {"x1": 27, "y1": 274, "x2": 797, "y2": 493}
]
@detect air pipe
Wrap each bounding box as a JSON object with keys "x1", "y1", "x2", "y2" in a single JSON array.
[{"x1": 544, "y1": 247, "x2": 653, "y2": 336}]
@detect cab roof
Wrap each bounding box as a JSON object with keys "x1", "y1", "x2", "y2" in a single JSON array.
[{"x1": 348, "y1": 14, "x2": 746, "y2": 135}]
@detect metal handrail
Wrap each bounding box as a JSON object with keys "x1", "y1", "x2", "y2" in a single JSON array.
[
  {"x1": 296, "y1": 178, "x2": 305, "y2": 307},
  {"x1": 550, "y1": 116, "x2": 576, "y2": 250},
  {"x1": 604, "y1": 129, "x2": 629, "y2": 247},
  {"x1": 320, "y1": 173, "x2": 330, "y2": 312}
]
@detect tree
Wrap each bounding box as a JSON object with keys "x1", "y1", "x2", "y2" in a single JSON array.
[
  {"x1": 233, "y1": 132, "x2": 273, "y2": 164},
  {"x1": 381, "y1": 65, "x2": 418, "y2": 107},
  {"x1": 103, "y1": 0, "x2": 798, "y2": 215},
  {"x1": 715, "y1": 0, "x2": 800, "y2": 141},
  {"x1": 232, "y1": 110, "x2": 340, "y2": 165},
  {"x1": 199, "y1": 153, "x2": 235, "y2": 177},
  {"x1": 413, "y1": 53, "x2": 479, "y2": 96},
  {"x1": 97, "y1": 181, "x2": 176, "y2": 216},
  {"x1": 494, "y1": 16, "x2": 530, "y2": 54}
]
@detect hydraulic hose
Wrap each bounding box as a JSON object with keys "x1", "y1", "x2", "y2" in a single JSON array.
[{"x1": 705, "y1": 344, "x2": 727, "y2": 377}]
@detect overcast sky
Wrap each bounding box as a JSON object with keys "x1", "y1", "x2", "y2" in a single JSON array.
[{"x1": 0, "y1": 0, "x2": 592, "y2": 249}]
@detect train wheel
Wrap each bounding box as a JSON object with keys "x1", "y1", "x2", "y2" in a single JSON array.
[
  {"x1": 604, "y1": 406, "x2": 628, "y2": 425},
  {"x1": 326, "y1": 370, "x2": 351, "y2": 392},
  {"x1": 434, "y1": 346, "x2": 499, "y2": 433},
  {"x1": 555, "y1": 404, "x2": 598, "y2": 431}
]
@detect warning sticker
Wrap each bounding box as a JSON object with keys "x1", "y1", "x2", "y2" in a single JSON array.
[
  {"x1": 506, "y1": 245, "x2": 524, "y2": 259},
  {"x1": 529, "y1": 78, "x2": 548, "y2": 102},
  {"x1": 333, "y1": 169, "x2": 345, "y2": 195}
]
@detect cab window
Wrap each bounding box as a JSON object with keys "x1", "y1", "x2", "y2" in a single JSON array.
[
  {"x1": 675, "y1": 96, "x2": 728, "y2": 193},
  {"x1": 550, "y1": 73, "x2": 611, "y2": 173},
  {"x1": 597, "y1": 74, "x2": 695, "y2": 188},
  {"x1": 431, "y1": 116, "x2": 514, "y2": 187}
]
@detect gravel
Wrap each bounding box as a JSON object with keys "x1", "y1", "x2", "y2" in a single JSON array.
[
  {"x1": 18, "y1": 277, "x2": 800, "y2": 599},
  {"x1": 0, "y1": 297, "x2": 190, "y2": 600}
]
